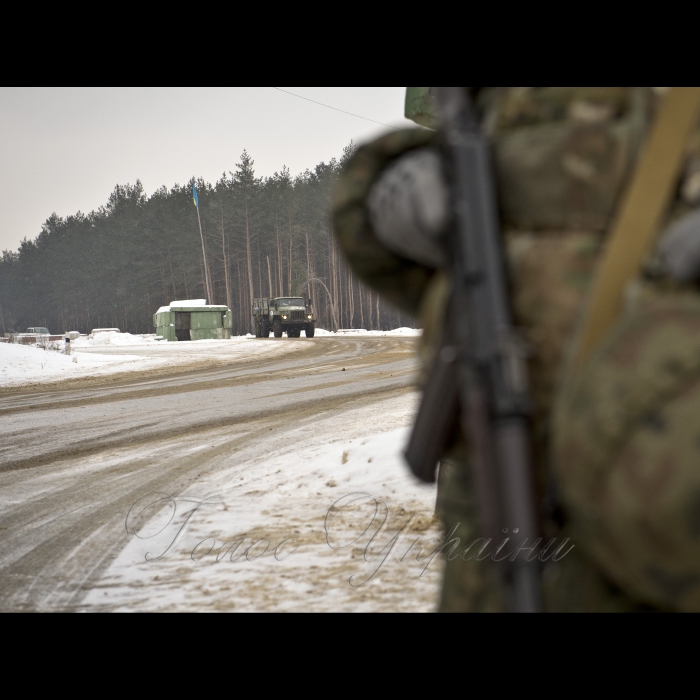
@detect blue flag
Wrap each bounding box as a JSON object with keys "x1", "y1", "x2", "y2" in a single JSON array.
[{"x1": 192, "y1": 184, "x2": 199, "y2": 208}]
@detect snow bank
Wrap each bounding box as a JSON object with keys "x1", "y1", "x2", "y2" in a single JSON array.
[
  {"x1": 0, "y1": 342, "x2": 143, "y2": 386},
  {"x1": 74, "y1": 331, "x2": 261, "y2": 348},
  {"x1": 1, "y1": 342, "x2": 73, "y2": 375},
  {"x1": 0, "y1": 329, "x2": 418, "y2": 389},
  {"x1": 368, "y1": 327, "x2": 421, "y2": 336},
  {"x1": 0, "y1": 334, "x2": 308, "y2": 388},
  {"x1": 315, "y1": 328, "x2": 421, "y2": 337},
  {"x1": 73, "y1": 332, "x2": 162, "y2": 348}
]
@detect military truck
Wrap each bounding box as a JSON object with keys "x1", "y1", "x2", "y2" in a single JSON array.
[{"x1": 252, "y1": 297, "x2": 315, "y2": 338}]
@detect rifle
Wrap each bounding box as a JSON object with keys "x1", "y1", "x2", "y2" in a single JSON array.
[{"x1": 405, "y1": 87, "x2": 542, "y2": 613}]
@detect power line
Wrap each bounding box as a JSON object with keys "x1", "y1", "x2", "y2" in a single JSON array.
[{"x1": 270, "y1": 87, "x2": 400, "y2": 130}]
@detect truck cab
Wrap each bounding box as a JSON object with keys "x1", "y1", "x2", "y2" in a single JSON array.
[{"x1": 253, "y1": 297, "x2": 315, "y2": 338}]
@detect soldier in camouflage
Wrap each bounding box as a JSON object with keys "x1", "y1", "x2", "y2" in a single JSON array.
[{"x1": 332, "y1": 87, "x2": 700, "y2": 612}]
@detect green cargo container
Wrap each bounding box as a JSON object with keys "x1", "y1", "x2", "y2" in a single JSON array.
[{"x1": 153, "y1": 301, "x2": 233, "y2": 341}]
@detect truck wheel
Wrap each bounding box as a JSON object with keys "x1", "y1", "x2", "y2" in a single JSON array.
[
  {"x1": 273, "y1": 320, "x2": 283, "y2": 338},
  {"x1": 262, "y1": 321, "x2": 270, "y2": 337},
  {"x1": 306, "y1": 325, "x2": 315, "y2": 338}
]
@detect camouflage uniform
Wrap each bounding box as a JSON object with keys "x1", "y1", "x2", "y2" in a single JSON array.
[{"x1": 333, "y1": 87, "x2": 700, "y2": 611}]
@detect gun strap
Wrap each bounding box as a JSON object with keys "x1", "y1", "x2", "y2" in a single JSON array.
[{"x1": 572, "y1": 87, "x2": 700, "y2": 371}]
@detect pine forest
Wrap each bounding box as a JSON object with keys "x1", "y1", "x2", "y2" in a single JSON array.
[{"x1": 0, "y1": 145, "x2": 415, "y2": 337}]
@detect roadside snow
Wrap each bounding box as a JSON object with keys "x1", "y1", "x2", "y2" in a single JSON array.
[
  {"x1": 73, "y1": 332, "x2": 162, "y2": 347},
  {"x1": 0, "y1": 335, "x2": 304, "y2": 388},
  {"x1": 316, "y1": 328, "x2": 422, "y2": 337},
  {"x1": 1, "y1": 330, "x2": 420, "y2": 388},
  {"x1": 82, "y1": 392, "x2": 443, "y2": 612},
  {"x1": 72, "y1": 329, "x2": 422, "y2": 346},
  {"x1": 0, "y1": 342, "x2": 145, "y2": 386}
]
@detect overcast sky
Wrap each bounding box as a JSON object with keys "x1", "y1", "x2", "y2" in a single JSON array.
[{"x1": 0, "y1": 87, "x2": 414, "y2": 253}]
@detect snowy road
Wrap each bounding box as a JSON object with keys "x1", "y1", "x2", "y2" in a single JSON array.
[{"x1": 0, "y1": 337, "x2": 443, "y2": 612}]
